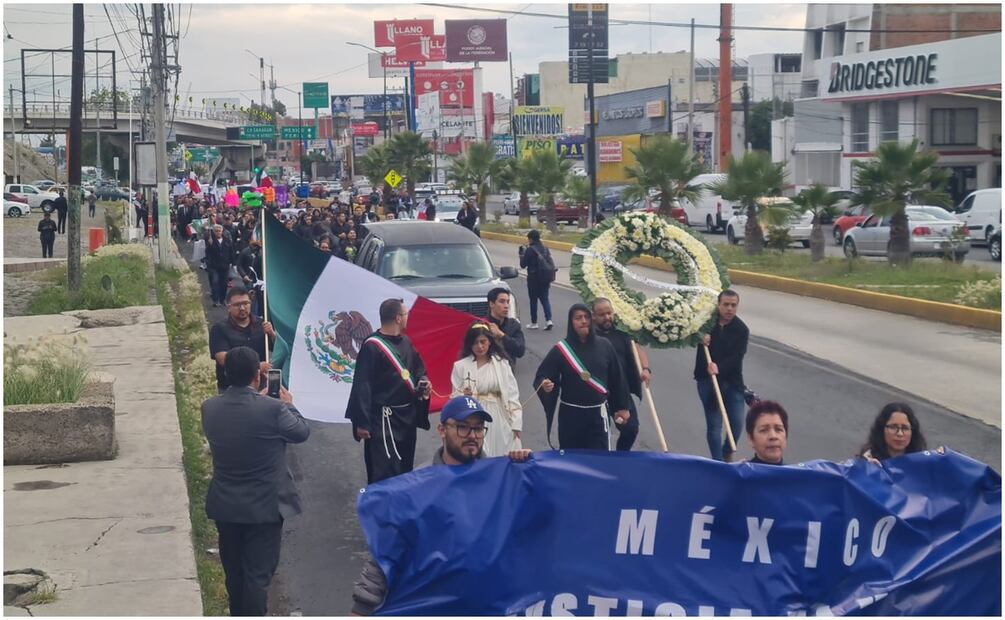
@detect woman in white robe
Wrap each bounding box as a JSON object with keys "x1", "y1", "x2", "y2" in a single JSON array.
[{"x1": 451, "y1": 322, "x2": 523, "y2": 457}]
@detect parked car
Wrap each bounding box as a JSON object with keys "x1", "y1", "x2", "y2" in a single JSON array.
[
  {"x1": 4, "y1": 198, "x2": 30, "y2": 217},
  {"x1": 616, "y1": 197, "x2": 688, "y2": 226},
  {"x1": 832, "y1": 204, "x2": 871, "y2": 245},
  {"x1": 4, "y1": 183, "x2": 59, "y2": 212},
  {"x1": 32, "y1": 180, "x2": 57, "y2": 191},
  {"x1": 94, "y1": 185, "x2": 130, "y2": 200},
  {"x1": 4, "y1": 192, "x2": 27, "y2": 205},
  {"x1": 679, "y1": 173, "x2": 738, "y2": 233},
  {"x1": 536, "y1": 198, "x2": 585, "y2": 224},
  {"x1": 955, "y1": 188, "x2": 1002, "y2": 245},
  {"x1": 988, "y1": 227, "x2": 1001, "y2": 261},
  {"x1": 842, "y1": 207, "x2": 970, "y2": 260},
  {"x1": 432, "y1": 194, "x2": 467, "y2": 223},
  {"x1": 726, "y1": 199, "x2": 812, "y2": 247},
  {"x1": 599, "y1": 184, "x2": 631, "y2": 212},
  {"x1": 824, "y1": 190, "x2": 859, "y2": 226},
  {"x1": 353, "y1": 221, "x2": 519, "y2": 318},
  {"x1": 502, "y1": 191, "x2": 539, "y2": 215}
]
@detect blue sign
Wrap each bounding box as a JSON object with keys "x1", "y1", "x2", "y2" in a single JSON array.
[
  {"x1": 492, "y1": 136, "x2": 515, "y2": 160},
  {"x1": 557, "y1": 135, "x2": 586, "y2": 160},
  {"x1": 358, "y1": 450, "x2": 1001, "y2": 616},
  {"x1": 331, "y1": 94, "x2": 405, "y2": 117}
]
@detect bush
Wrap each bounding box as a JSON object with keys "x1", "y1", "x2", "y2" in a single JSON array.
[
  {"x1": 954, "y1": 277, "x2": 1001, "y2": 309},
  {"x1": 28, "y1": 245, "x2": 152, "y2": 315},
  {"x1": 4, "y1": 337, "x2": 90, "y2": 406},
  {"x1": 765, "y1": 226, "x2": 792, "y2": 252},
  {"x1": 103, "y1": 201, "x2": 127, "y2": 244}
]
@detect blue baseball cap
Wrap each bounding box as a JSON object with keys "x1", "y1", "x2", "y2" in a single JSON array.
[{"x1": 440, "y1": 395, "x2": 493, "y2": 424}]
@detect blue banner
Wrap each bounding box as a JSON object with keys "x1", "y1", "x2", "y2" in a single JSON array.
[
  {"x1": 557, "y1": 135, "x2": 586, "y2": 160},
  {"x1": 358, "y1": 450, "x2": 1000, "y2": 616}
]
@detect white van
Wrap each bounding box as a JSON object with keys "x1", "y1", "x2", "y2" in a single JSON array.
[
  {"x1": 956, "y1": 188, "x2": 1002, "y2": 245},
  {"x1": 679, "y1": 173, "x2": 739, "y2": 233}
]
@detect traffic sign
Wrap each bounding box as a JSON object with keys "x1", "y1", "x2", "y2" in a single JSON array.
[
  {"x1": 183, "y1": 150, "x2": 193, "y2": 161},
  {"x1": 280, "y1": 125, "x2": 317, "y2": 140},
  {"x1": 303, "y1": 82, "x2": 330, "y2": 109},
  {"x1": 233, "y1": 125, "x2": 276, "y2": 140},
  {"x1": 384, "y1": 169, "x2": 403, "y2": 188},
  {"x1": 568, "y1": 4, "x2": 609, "y2": 84}
]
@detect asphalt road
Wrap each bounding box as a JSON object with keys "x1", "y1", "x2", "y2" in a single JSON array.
[{"x1": 181, "y1": 233, "x2": 1000, "y2": 616}]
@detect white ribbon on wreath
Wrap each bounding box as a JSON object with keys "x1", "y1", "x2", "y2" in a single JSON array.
[{"x1": 571, "y1": 246, "x2": 720, "y2": 297}]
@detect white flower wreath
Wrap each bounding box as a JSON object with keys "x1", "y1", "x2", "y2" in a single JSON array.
[{"x1": 569, "y1": 212, "x2": 730, "y2": 348}]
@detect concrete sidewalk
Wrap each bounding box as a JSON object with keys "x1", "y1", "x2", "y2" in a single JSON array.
[
  {"x1": 3, "y1": 306, "x2": 203, "y2": 616},
  {"x1": 484, "y1": 238, "x2": 1002, "y2": 429}
]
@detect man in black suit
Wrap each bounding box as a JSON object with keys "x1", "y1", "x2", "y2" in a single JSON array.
[{"x1": 201, "y1": 346, "x2": 310, "y2": 616}]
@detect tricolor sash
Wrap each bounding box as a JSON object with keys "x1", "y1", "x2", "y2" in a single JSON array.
[
  {"x1": 555, "y1": 339, "x2": 609, "y2": 396},
  {"x1": 366, "y1": 335, "x2": 416, "y2": 393}
]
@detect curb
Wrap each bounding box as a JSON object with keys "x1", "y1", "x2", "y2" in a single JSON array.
[{"x1": 479, "y1": 230, "x2": 1001, "y2": 332}]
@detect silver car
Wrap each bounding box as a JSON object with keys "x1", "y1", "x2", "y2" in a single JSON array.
[{"x1": 842, "y1": 207, "x2": 970, "y2": 260}]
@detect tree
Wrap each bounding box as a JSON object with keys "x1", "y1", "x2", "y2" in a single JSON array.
[
  {"x1": 446, "y1": 142, "x2": 502, "y2": 224},
  {"x1": 623, "y1": 136, "x2": 705, "y2": 221},
  {"x1": 385, "y1": 131, "x2": 432, "y2": 197},
  {"x1": 357, "y1": 144, "x2": 389, "y2": 189},
  {"x1": 791, "y1": 183, "x2": 839, "y2": 262},
  {"x1": 87, "y1": 87, "x2": 129, "y2": 109},
  {"x1": 711, "y1": 151, "x2": 787, "y2": 255},
  {"x1": 526, "y1": 149, "x2": 572, "y2": 234},
  {"x1": 852, "y1": 140, "x2": 951, "y2": 265},
  {"x1": 747, "y1": 98, "x2": 795, "y2": 153},
  {"x1": 498, "y1": 156, "x2": 537, "y2": 227}
]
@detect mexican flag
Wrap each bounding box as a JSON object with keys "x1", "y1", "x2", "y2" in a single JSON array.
[{"x1": 263, "y1": 215, "x2": 475, "y2": 423}]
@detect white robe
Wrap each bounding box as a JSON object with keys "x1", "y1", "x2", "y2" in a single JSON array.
[{"x1": 451, "y1": 355, "x2": 523, "y2": 457}]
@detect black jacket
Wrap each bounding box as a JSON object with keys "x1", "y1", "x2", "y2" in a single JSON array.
[
  {"x1": 486, "y1": 315, "x2": 525, "y2": 361},
  {"x1": 205, "y1": 235, "x2": 234, "y2": 271},
  {"x1": 236, "y1": 245, "x2": 263, "y2": 283},
  {"x1": 456, "y1": 206, "x2": 478, "y2": 230},
  {"x1": 201, "y1": 386, "x2": 310, "y2": 523},
  {"x1": 694, "y1": 316, "x2": 749, "y2": 388},
  {"x1": 520, "y1": 242, "x2": 552, "y2": 286},
  {"x1": 38, "y1": 218, "x2": 57, "y2": 238}
]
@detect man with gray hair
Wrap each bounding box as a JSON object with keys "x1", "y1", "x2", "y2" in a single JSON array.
[{"x1": 206, "y1": 223, "x2": 235, "y2": 307}]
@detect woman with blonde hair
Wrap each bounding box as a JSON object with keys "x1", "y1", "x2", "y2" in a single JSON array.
[{"x1": 451, "y1": 322, "x2": 523, "y2": 456}]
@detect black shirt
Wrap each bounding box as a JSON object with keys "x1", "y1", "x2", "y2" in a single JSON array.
[
  {"x1": 693, "y1": 316, "x2": 749, "y2": 388},
  {"x1": 749, "y1": 455, "x2": 784, "y2": 466},
  {"x1": 485, "y1": 314, "x2": 525, "y2": 361},
  {"x1": 38, "y1": 218, "x2": 57, "y2": 237},
  {"x1": 597, "y1": 327, "x2": 641, "y2": 398},
  {"x1": 53, "y1": 196, "x2": 68, "y2": 214},
  {"x1": 209, "y1": 316, "x2": 268, "y2": 390}
]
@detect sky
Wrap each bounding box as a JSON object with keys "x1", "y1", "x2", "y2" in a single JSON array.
[{"x1": 3, "y1": 2, "x2": 806, "y2": 113}]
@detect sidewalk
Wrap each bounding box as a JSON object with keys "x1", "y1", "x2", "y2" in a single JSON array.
[
  {"x1": 483, "y1": 238, "x2": 1002, "y2": 429},
  {"x1": 3, "y1": 306, "x2": 203, "y2": 616}
]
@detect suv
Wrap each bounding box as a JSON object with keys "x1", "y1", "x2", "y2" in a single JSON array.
[
  {"x1": 956, "y1": 188, "x2": 1002, "y2": 245},
  {"x1": 354, "y1": 221, "x2": 519, "y2": 318},
  {"x1": 5, "y1": 183, "x2": 59, "y2": 212},
  {"x1": 679, "y1": 173, "x2": 738, "y2": 233}
]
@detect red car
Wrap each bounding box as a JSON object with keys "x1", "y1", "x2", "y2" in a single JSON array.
[
  {"x1": 618, "y1": 197, "x2": 688, "y2": 226},
  {"x1": 536, "y1": 199, "x2": 587, "y2": 224},
  {"x1": 4, "y1": 192, "x2": 27, "y2": 204},
  {"x1": 832, "y1": 205, "x2": 870, "y2": 245}
]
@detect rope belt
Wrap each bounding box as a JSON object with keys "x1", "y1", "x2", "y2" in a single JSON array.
[
  {"x1": 559, "y1": 399, "x2": 611, "y2": 449},
  {"x1": 379, "y1": 403, "x2": 411, "y2": 461},
  {"x1": 558, "y1": 399, "x2": 605, "y2": 410}
]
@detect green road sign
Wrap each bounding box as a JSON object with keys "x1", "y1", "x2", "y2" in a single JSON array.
[
  {"x1": 280, "y1": 125, "x2": 317, "y2": 140},
  {"x1": 303, "y1": 82, "x2": 330, "y2": 109},
  {"x1": 239, "y1": 125, "x2": 276, "y2": 140},
  {"x1": 187, "y1": 147, "x2": 220, "y2": 162}
]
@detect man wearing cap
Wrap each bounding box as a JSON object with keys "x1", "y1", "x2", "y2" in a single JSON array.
[{"x1": 350, "y1": 395, "x2": 531, "y2": 616}]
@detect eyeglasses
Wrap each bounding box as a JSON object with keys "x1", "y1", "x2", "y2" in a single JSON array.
[
  {"x1": 228, "y1": 301, "x2": 252, "y2": 308},
  {"x1": 885, "y1": 424, "x2": 912, "y2": 435},
  {"x1": 446, "y1": 422, "x2": 488, "y2": 438}
]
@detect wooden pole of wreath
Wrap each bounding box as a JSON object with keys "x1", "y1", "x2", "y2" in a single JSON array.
[
  {"x1": 261, "y1": 211, "x2": 271, "y2": 363},
  {"x1": 631, "y1": 342, "x2": 669, "y2": 452},
  {"x1": 702, "y1": 344, "x2": 737, "y2": 452}
]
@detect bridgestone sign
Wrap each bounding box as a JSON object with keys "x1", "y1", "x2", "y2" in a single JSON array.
[{"x1": 828, "y1": 53, "x2": 937, "y2": 95}]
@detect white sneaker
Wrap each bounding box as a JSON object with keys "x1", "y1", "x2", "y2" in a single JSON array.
[
  {"x1": 545, "y1": 320, "x2": 554, "y2": 330},
  {"x1": 528, "y1": 323, "x2": 539, "y2": 330}
]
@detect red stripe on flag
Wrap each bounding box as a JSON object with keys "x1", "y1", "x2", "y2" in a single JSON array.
[{"x1": 407, "y1": 296, "x2": 478, "y2": 413}]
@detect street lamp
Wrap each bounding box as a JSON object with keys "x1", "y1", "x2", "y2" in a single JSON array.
[
  {"x1": 346, "y1": 41, "x2": 389, "y2": 140},
  {"x1": 278, "y1": 85, "x2": 304, "y2": 181}
]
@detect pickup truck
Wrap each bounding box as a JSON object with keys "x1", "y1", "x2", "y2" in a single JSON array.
[{"x1": 5, "y1": 183, "x2": 59, "y2": 212}]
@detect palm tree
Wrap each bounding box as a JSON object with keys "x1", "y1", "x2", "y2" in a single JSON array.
[
  {"x1": 852, "y1": 140, "x2": 951, "y2": 266},
  {"x1": 356, "y1": 144, "x2": 389, "y2": 190},
  {"x1": 711, "y1": 151, "x2": 787, "y2": 255},
  {"x1": 385, "y1": 131, "x2": 432, "y2": 197},
  {"x1": 623, "y1": 136, "x2": 705, "y2": 221},
  {"x1": 791, "y1": 183, "x2": 839, "y2": 262},
  {"x1": 526, "y1": 149, "x2": 572, "y2": 234},
  {"x1": 446, "y1": 142, "x2": 502, "y2": 224},
  {"x1": 498, "y1": 157, "x2": 538, "y2": 227},
  {"x1": 562, "y1": 175, "x2": 592, "y2": 228}
]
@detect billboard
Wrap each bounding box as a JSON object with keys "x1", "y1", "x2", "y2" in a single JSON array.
[
  {"x1": 374, "y1": 19, "x2": 435, "y2": 48},
  {"x1": 367, "y1": 53, "x2": 429, "y2": 78},
  {"x1": 513, "y1": 105, "x2": 564, "y2": 136},
  {"x1": 556, "y1": 135, "x2": 586, "y2": 160},
  {"x1": 331, "y1": 94, "x2": 406, "y2": 119},
  {"x1": 414, "y1": 68, "x2": 475, "y2": 108},
  {"x1": 445, "y1": 19, "x2": 508, "y2": 62},
  {"x1": 517, "y1": 136, "x2": 556, "y2": 159},
  {"x1": 492, "y1": 135, "x2": 515, "y2": 159},
  {"x1": 352, "y1": 122, "x2": 381, "y2": 137},
  {"x1": 593, "y1": 85, "x2": 671, "y2": 137},
  {"x1": 395, "y1": 34, "x2": 447, "y2": 62},
  {"x1": 598, "y1": 139, "x2": 623, "y2": 163}
]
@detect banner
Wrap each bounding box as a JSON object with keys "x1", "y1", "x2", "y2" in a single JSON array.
[
  {"x1": 332, "y1": 95, "x2": 406, "y2": 119},
  {"x1": 374, "y1": 19, "x2": 434, "y2": 48},
  {"x1": 445, "y1": 19, "x2": 508, "y2": 62},
  {"x1": 414, "y1": 69, "x2": 474, "y2": 108},
  {"x1": 358, "y1": 450, "x2": 1002, "y2": 616},
  {"x1": 598, "y1": 139, "x2": 623, "y2": 163},
  {"x1": 367, "y1": 53, "x2": 428, "y2": 79},
  {"x1": 351, "y1": 122, "x2": 380, "y2": 137},
  {"x1": 492, "y1": 135, "x2": 515, "y2": 159},
  {"x1": 557, "y1": 135, "x2": 586, "y2": 160},
  {"x1": 435, "y1": 109, "x2": 478, "y2": 139},
  {"x1": 512, "y1": 105, "x2": 564, "y2": 136},
  {"x1": 517, "y1": 136, "x2": 555, "y2": 159},
  {"x1": 394, "y1": 34, "x2": 446, "y2": 62},
  {"x1": 415, "y1": 92, "x2": 441, "y2": 137}
]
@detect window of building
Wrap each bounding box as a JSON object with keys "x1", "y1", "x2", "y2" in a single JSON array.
[
  {"x1": 811, "y1": 29, "x2": 824, "y2": 60},
  {"x1": 856, "y1": 41, "x2": 865, "y2": 53},
  {"x1": 801, "y1": 80, "x2": 818, "y2": 98},
  {"x1": 851, "y1": 103, "x2": 870, "y2": 151},
  {"x1": 931, "y1": 108, "x2": 978, "y2": 146},
  {"x1": 830, "y1": 24, "x2": 846, "y2": 57},
  {"x1": 880, "y1": 101, "x2": 899, "y2": 143}
]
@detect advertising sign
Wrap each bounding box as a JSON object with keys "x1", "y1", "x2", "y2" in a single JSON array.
[
  {"x1": 556, "y1": 135, "x2": 586, "y2": 160},
  {"x1": 445, "y1": 19, "x2": 508, "y2": 62},
  {"x1": 395, "y1": 34, "x2": 446, "y2": 62},
  {"x1": 415, "y1": 91, "x2": 441, "y2": 137},
  {"x1": 351, "y1": 122, "x2": 380, "y2": 137},
  {"x1": 331, "y1": 95, "x2": 406, "y2": 119},
  {"x1": 414, "y1": 69, "x2": 475, "y2": 108},
  {"x1": 517, "y1": 136, "x2": 556, "y2": 159},
  {"x1": 598, "y1": 139, "x2": 623, "y2": 163},
  {"x1": 302, "y1": 82, "x2": 330, "y2": 109},
  {"x1": 594, "y1": 85, "x2": 671, "y2": 137},
  {"x1": 492, "y1": 135, "x2": 515, "y2": 159},
  {"x1": 367, "y1": 53, "x2": 429, "y2": 78},
  {"x1": 374, "y1": 19, "x2": 435, "y2": 48},
  {"x1": 513, "y1": 105, "x2": 564, "y2": 136},
  {"x1": 435, "y1": 110, "x2": 479, "y2": 139}
]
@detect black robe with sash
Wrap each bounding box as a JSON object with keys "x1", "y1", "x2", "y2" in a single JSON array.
[{"x1": 345, "y1": 331, "x2": 431, "y2": 483}]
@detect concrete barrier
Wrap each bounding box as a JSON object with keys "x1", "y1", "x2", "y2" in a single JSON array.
[
  {"x1": 4, "y1": 380, "x2": 116, "y2": 465},
  {"x1": 479, "y1": 230, "x2": 1001, "y2": 332}
]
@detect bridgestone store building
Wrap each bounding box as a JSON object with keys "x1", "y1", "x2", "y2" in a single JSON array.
[{"x1": 788, "y1": 32, "x2": 1001, "y2": 204}]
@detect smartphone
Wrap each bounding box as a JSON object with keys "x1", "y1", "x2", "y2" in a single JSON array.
[{"x1": 267, "y1": 369, "x2": 282, "y2": 398}]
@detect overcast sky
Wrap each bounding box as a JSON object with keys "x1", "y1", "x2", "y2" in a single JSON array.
[{"x1": 4, "y1": 2, "x2": 805, "y2": 112}]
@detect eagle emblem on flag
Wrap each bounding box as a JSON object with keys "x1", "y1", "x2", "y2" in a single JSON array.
[{"x1": 304, "y1": 310, "x2": 374, "y2": 383}]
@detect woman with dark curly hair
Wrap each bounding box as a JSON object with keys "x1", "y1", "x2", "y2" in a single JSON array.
[
  {"x1": 744, "y1": 400, "x2": 789, "y2": 465},
  {"x1": 859, "y1": 403, "x2": 929, "y2": 464}
]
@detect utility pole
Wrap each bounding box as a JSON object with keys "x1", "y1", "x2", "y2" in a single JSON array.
[
  {"x1": 9, "y1": 85, "x2": 21, "y2": 183},
  {"x1": 258, "y1": 57, "x2": 266, "y2": 112},
  {"x1": 94, "y1": 44, "x2": 102, "y2": 177},
  {"x1": 586, "y1": 5, "x2": 598, "y2": 226},
  {"x1": 718, "y1": 3, "x2": 733, "y2": 171},
  {"x1": 741, "y1": 83, "x2": 750, "y2": 152},
  {"x1": 68, "y1": 4, "x2": 84, "y2": 292},
  {"x1": 508, "y1": 51, "x2": 517, "y2": 158},
  {"x1": 152, "y1": 3, "x2": 171, "y2": 262},
  {"x1": 688, "y1": 18, "x2": 695, "y2": 154}
]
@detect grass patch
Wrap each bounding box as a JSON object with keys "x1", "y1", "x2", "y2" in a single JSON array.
[
  {"x1": 28, "y1": 245, "x2": 152, "y2": 315},
  {"x1": 155, "y1": 264, "x2": 228, "y2": 617}
]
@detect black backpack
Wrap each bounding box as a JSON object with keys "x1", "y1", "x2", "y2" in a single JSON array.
[{"x1": 532, "y1": 245, "x2": 557, "y2": 283}]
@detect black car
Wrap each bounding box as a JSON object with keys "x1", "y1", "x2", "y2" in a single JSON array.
[{"x1": 599, "y1": 185, "x2": 631, "y2": 212}]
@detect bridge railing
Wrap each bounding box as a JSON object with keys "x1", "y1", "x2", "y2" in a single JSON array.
[{"x1": 8, "y1": 102, "x2": 251, "y2": 125}]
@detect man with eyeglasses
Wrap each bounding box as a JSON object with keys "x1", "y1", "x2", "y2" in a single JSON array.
[
  {"x1": 351, "y1": 395, "x2": 531, "y2": 616},
  {"x1": 209, "y1": 286, "x2": 276, "y2": 393}
]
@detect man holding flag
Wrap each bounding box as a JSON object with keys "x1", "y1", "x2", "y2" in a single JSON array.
[{"x1": 345, "y1": 298, "x2": 433, "y2": 484}]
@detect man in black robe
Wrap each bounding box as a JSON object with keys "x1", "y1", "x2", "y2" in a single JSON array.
[
  {"x1": 592, "y1": 298, "x2": 651, "y2": 451},
  {"x1": 345, "y1": 298, "x2": 432, "y2": 484},
  {"x1": 534, "y1": 304, "x2": 631, "y2": 450}
]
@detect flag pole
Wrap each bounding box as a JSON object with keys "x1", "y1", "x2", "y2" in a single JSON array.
[
  {"x1": 703, "y1": 344, "x2": 736, "y2": 452},
  {"x1": 261, "y1": 211, "x2": 271, "y2": 363},
  {"x1": 631, "y1": 341, "x2": 668, "y2": 452}
]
